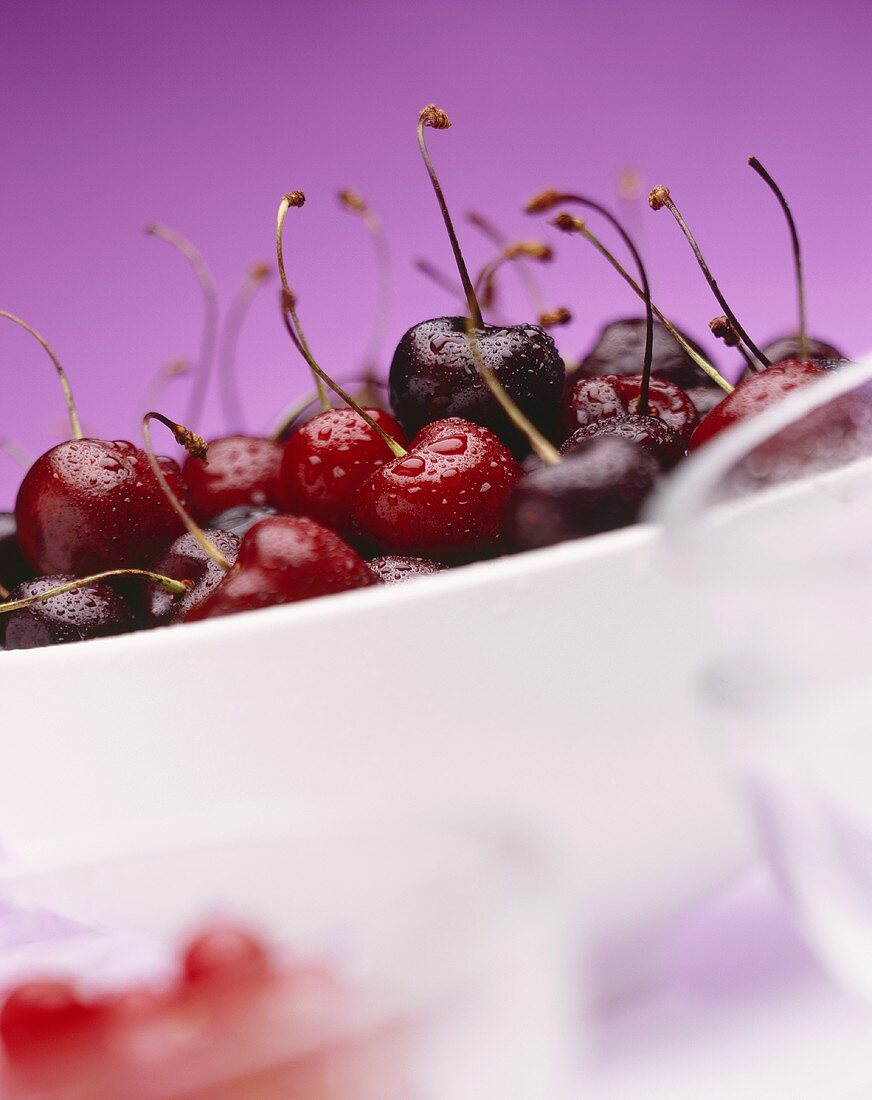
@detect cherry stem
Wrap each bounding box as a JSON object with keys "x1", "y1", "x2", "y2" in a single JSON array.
[
  {"x1": 467, "y1": 212, "x2": 571, "y2": 328},
  {"x1": 0, "y1": 569, "x2": 191, "y2": 614},
  {"x1": 647, "y1": 186, "x2": 770, "y2": 367},
  {"x1": 142, "y1": 412, "x2": 232, "y2": 570},
  {"x1": 709, "y1": 315, "x2": 758, "y2": 373},
  {"x1": 219, "y1": 262, "x2": 272, "y2": 432},
  {"x1": 269, "y1": 373, "x2": 387, "y2": 440},
  {"x1": 748, "y1": 156, "x2": 808, "y2": 362},
  {"x1": 275, "y1": 193, "x2": 330, "y2": 411},
  {"x1": 417, "y1": 106, "x2": 484, "y2": 328},
  {"x1": 529, "y1": 193, "x2": 653, "y2": 414},
  {"x1": 414, "y1": 258, "x2": 469, "y2": 303},
  {"x1": 544, "y1": 213, "x2": 733, "y2": 394},
  {"x1": 0, "y1": 434, "x2": 34, "y2": 469},
  {"x1": 145, "y1": 224, "x2": 219, "y2": 429},
  {"x1": 0, "y1": 311, "x2": 83, "y2": 439},
  {"x1": 140, "y1": 358, "x2": 192, "y2": 422},
  {"x1": 463, "y1": 318, "x2": 561, "y2": 466},
  {"x1": 338, "y1": 190, "x2": 392, "y2": 374},
  {"x1": 279, "y1": 301, "x2": 406, "y2": 458}
]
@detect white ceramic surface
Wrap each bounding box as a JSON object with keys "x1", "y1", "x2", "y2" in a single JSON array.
[{"x1": 0, "y1": 516, "x2": 751, "y2": 954}]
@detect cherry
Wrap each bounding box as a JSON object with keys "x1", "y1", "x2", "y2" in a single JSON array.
[
  {"x1": 184, "y1": 515, "x2": 376, "y2": 622},
  {"x1": 0, "y1": 513, "x2": 34, "y2": 593},
  {"x1": 563, "y1": 374, "x2": 699, "y2": 448},
  {"x1": 562, "y1": 413, "x2": 684, "y2": 470},
  {"x1": 759, "y1": 334, "x2": 846, "y2": 370},
  {"x1": 571, "y1": 317, "x2": 721, "y2": 412},
  {"x1": 147, "y1": 528, "x2": 241, "y2": 625},
  {"x1": 276, "y1": 406, "x2": 408, "y2": 534},
  {"x1": 690, "y1": 359, "x2": 826, "y2": 449},
  {"x1": 504, "y1": 436, "x2": 660, "y2": 550},
  {"x1": 2, "y1": 574, "x2": 135, "y2": 648},
  {"x1": 182, "y1": 434, "x2": 284, "y2": 521},
  {"x1": 182, "y1": 924, "x2": 270, "y2": 985},
  {"x1": 389, "y1": 107, "x2": 565, "y2": 450},
  {"x1": 0, "y1": 981, "x2": 104, "y2": 1061},
  {"x1": 368, "y1": 554, "x2": 444, "y2": 584},
  {"x1": 354, "y1": 417, "x2": 522, "y2": 560},
  {"x1": 208, "y1": 503, "x2": 277, "y2": 538}
]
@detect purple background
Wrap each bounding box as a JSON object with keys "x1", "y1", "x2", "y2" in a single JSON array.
[{"x1": 1, "y1": 0, "x2": 870, "y2": 503}]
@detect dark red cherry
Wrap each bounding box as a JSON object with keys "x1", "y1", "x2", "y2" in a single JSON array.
[
  {"x1": 15, "y1": 439, "x2": 186, "y2": 575},
  {"x1": 354, "y1": 417, "x2": 522, "y2": 560},
  {"x1": 207, "y1": 504, "x2": 277, "y2": 539},
  {"x1": 0, "y1": 981, "x2": 104, "y2": 1060},
  {"x1": 182, "y1": 435, "x2": 284, "y2": 522},
  {"x1": 562, "y1": 414, "x2": 685, "y2": 470},
  {"x1": 690, "y1": 360, "x2": 826, "y2": 449},
  {"x1": 182, "y1": 924, "x2": 270, "y2": 985},
  {"x1": 571, "y1": 317, "x2": 720, "y2": 413},
  {"x1": 504, "y1": 436, "x2": 660, "y2": 550},
  {"x1": 749, "y1": 334, "x2": 848, "y2": 376},
  {"x1": 563, "y1": 374, "x2": 699, "y2": 448},
  {"x1": 389, "y1": 317, "x2": 565, "y2": 452},
  {"x1": 2, "y1": 574, "x2": 136, "y2": 649},
  {"x1": 184, "y1": 514, "x2": 375, "y2": 622},
  {"x1": 0, "y1": 512, "x2": 34, "y2": 590},
  {"x1": 367, "y1": 555, "x2": 444, "y2": 584},
  {"x1": 277, "y1": 407, "x2": 407, "y2": 533},
  {"x1": 146, "y1": 528, "x2": 240, "y2": 625}
]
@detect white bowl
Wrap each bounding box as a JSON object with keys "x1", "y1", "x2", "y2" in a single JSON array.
[{"x1": 0, "y1": 517, "x2": 752, "y2": 963}]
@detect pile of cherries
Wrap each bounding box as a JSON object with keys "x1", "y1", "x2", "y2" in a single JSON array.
[{"x1": 0, "y1": 112, "x2": 856, "y2": 649}]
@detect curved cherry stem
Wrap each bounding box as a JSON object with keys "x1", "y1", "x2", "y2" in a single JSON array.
[
  {"x1": 279, "y1": 298, "x2": 406, "y2": 458},
  {"x1": 528, "y1": 192, "x2": 654, "y2": 413},
  {"x1": 0, "y1": 311, "x2": 83, "y2": 439},
  {"x1": 473, "y1": 241, "x2": 553, "y2": 312},
  {"x1": 0, "y1": 569, "x2": 191, "y2": 614},
  {"x1": 748, "y1": 156, "x2": 808, "y2": 362},
  {"x1": 219, "y1": 262, "x2": 272, "y2": 431},
  {"x1": 0, "y1": 434, "x2": 35, "y2": 470},
  {"x1": 142, "y1": 411, "x2": 232, "y2": 570},
  {"x1": 467, "y1": 212, "x2": 571, "y2": 328},
  {"x1": 647, "y1": 186, "x2": 770, "y2": 368},
  {"x1": 270, "y1": 373, "x2": 388, "y2": 440},
  {"x1": 540, "y1": 211, "x2": 733, "y2": 394},
  {"x1": 338, "y1": 190, "x2": 392, "y2": 374},
  {"x1": 709, "y1": 315, "x2": 757, "y2": 373},
  {"x1": 140, "y1": 358, "x2": 192, "y2": 422},
  {"x1": 275, "y1": 193, "x2": 330, "y2": 411},
  {"x1": 145, "y1": 224, "x2": 219, "y2": 429},
  {"x1": 463, "y1": 318, "x2": 561, "y2": 465},
  {"x1": 417, "y1": 106, "x2": 483, "y2": 328},
  {"x1": 414, "y1": 258, "x2": 469, "y2": 303}
]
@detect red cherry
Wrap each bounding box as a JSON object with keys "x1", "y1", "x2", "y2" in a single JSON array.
[
  {"x1": 182, "y1": 435, "x2": 284, "y2": 521},
  {"x1": 690, "y1": 360, "x2": 825, "y2": 449},
  {"x1": 183, "y1": 514, "x2": 375, "y2": 621},
  {"x1": 563, "y1": 374, "x2": 699, "y2": 448},
  {"x1": 367, "y1": 555, "x2": 444, "y2": 584},
  {"x1": 15, "y1": 439, "x2": 186, "y2": 575},
  {"x1": 182, "y1": 924, "x2": 270, "y2": 985},
  {"x1": 146, "y1": 528, "x2": 241, "y2": 625},
  {"x1": 354, "y1": 417, "x2": 522, "y2": 559},
  {"x1": 276, "y1": 407, "x2": 408, "y2": 533},
  {"x1": 562, "y1": 413, "x2": 685, "y2": 470},
  {"x1": 0, "y1": 981, "x2": 103, "y2": 1060}
]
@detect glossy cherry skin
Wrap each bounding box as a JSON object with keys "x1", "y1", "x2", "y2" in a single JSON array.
[
  {"x1": 182, "y1": 435, "x2": 284, "y2": 522},
  {"x1": 562, "y1": 413, "x2": 684, "y2": 470},
  {"x1": 208, "y1": 503, "x2": 277, "y2": 539},
  {"x1": 354, "y1": 418, "x2": 522, "y2": 560},
  {"x1": 690, "y1": 360, "x2": 826, "y2": 450},
  {"x1": 277, "y1": 407, "x2": 408, "y2": 534},
  {"x1": 0, "y1": 981, "x2": 105, "y2": 1061},
  {"x1": 183, "y1": 514, "x2": 375, "y2": 622},
  {"x1": 563, "y1": 374, "x2": 699, "y2": 449},
  {"x1": 504, "y1": 437, "x2": 660, "y2": 550},
  {"x1": 760, "y1": 334, "x2": 847, "y2": 369},
  {"x1": 368, "y1": 555, "x2": 444, "y2": 584},
  {"x1": 571, "y1": 317, "x2": 720, "y2": 413},
  {"x1": 0, "y1": 513, "x2": 34, "y2": 590},
  {"x1": 15, "y1": 439, "x2": 186, "y2": 575},
  {"x1": 2, "y1": 574, "x2": 136, "y2": 649},
  {"x1": 146, "y1": 528, "x2": 240, "y2": 625},
  {"x1": 389, "y1": 317, "x2": 565, "y2": 451}
]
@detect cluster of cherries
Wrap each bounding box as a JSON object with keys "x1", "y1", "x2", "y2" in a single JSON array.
[
  {"x1": 0, "y1": 112, "x2": 853, "y2": 649},
  {"x1": 0, "y1": 924, "x2": 355, "y2": 1096}
]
